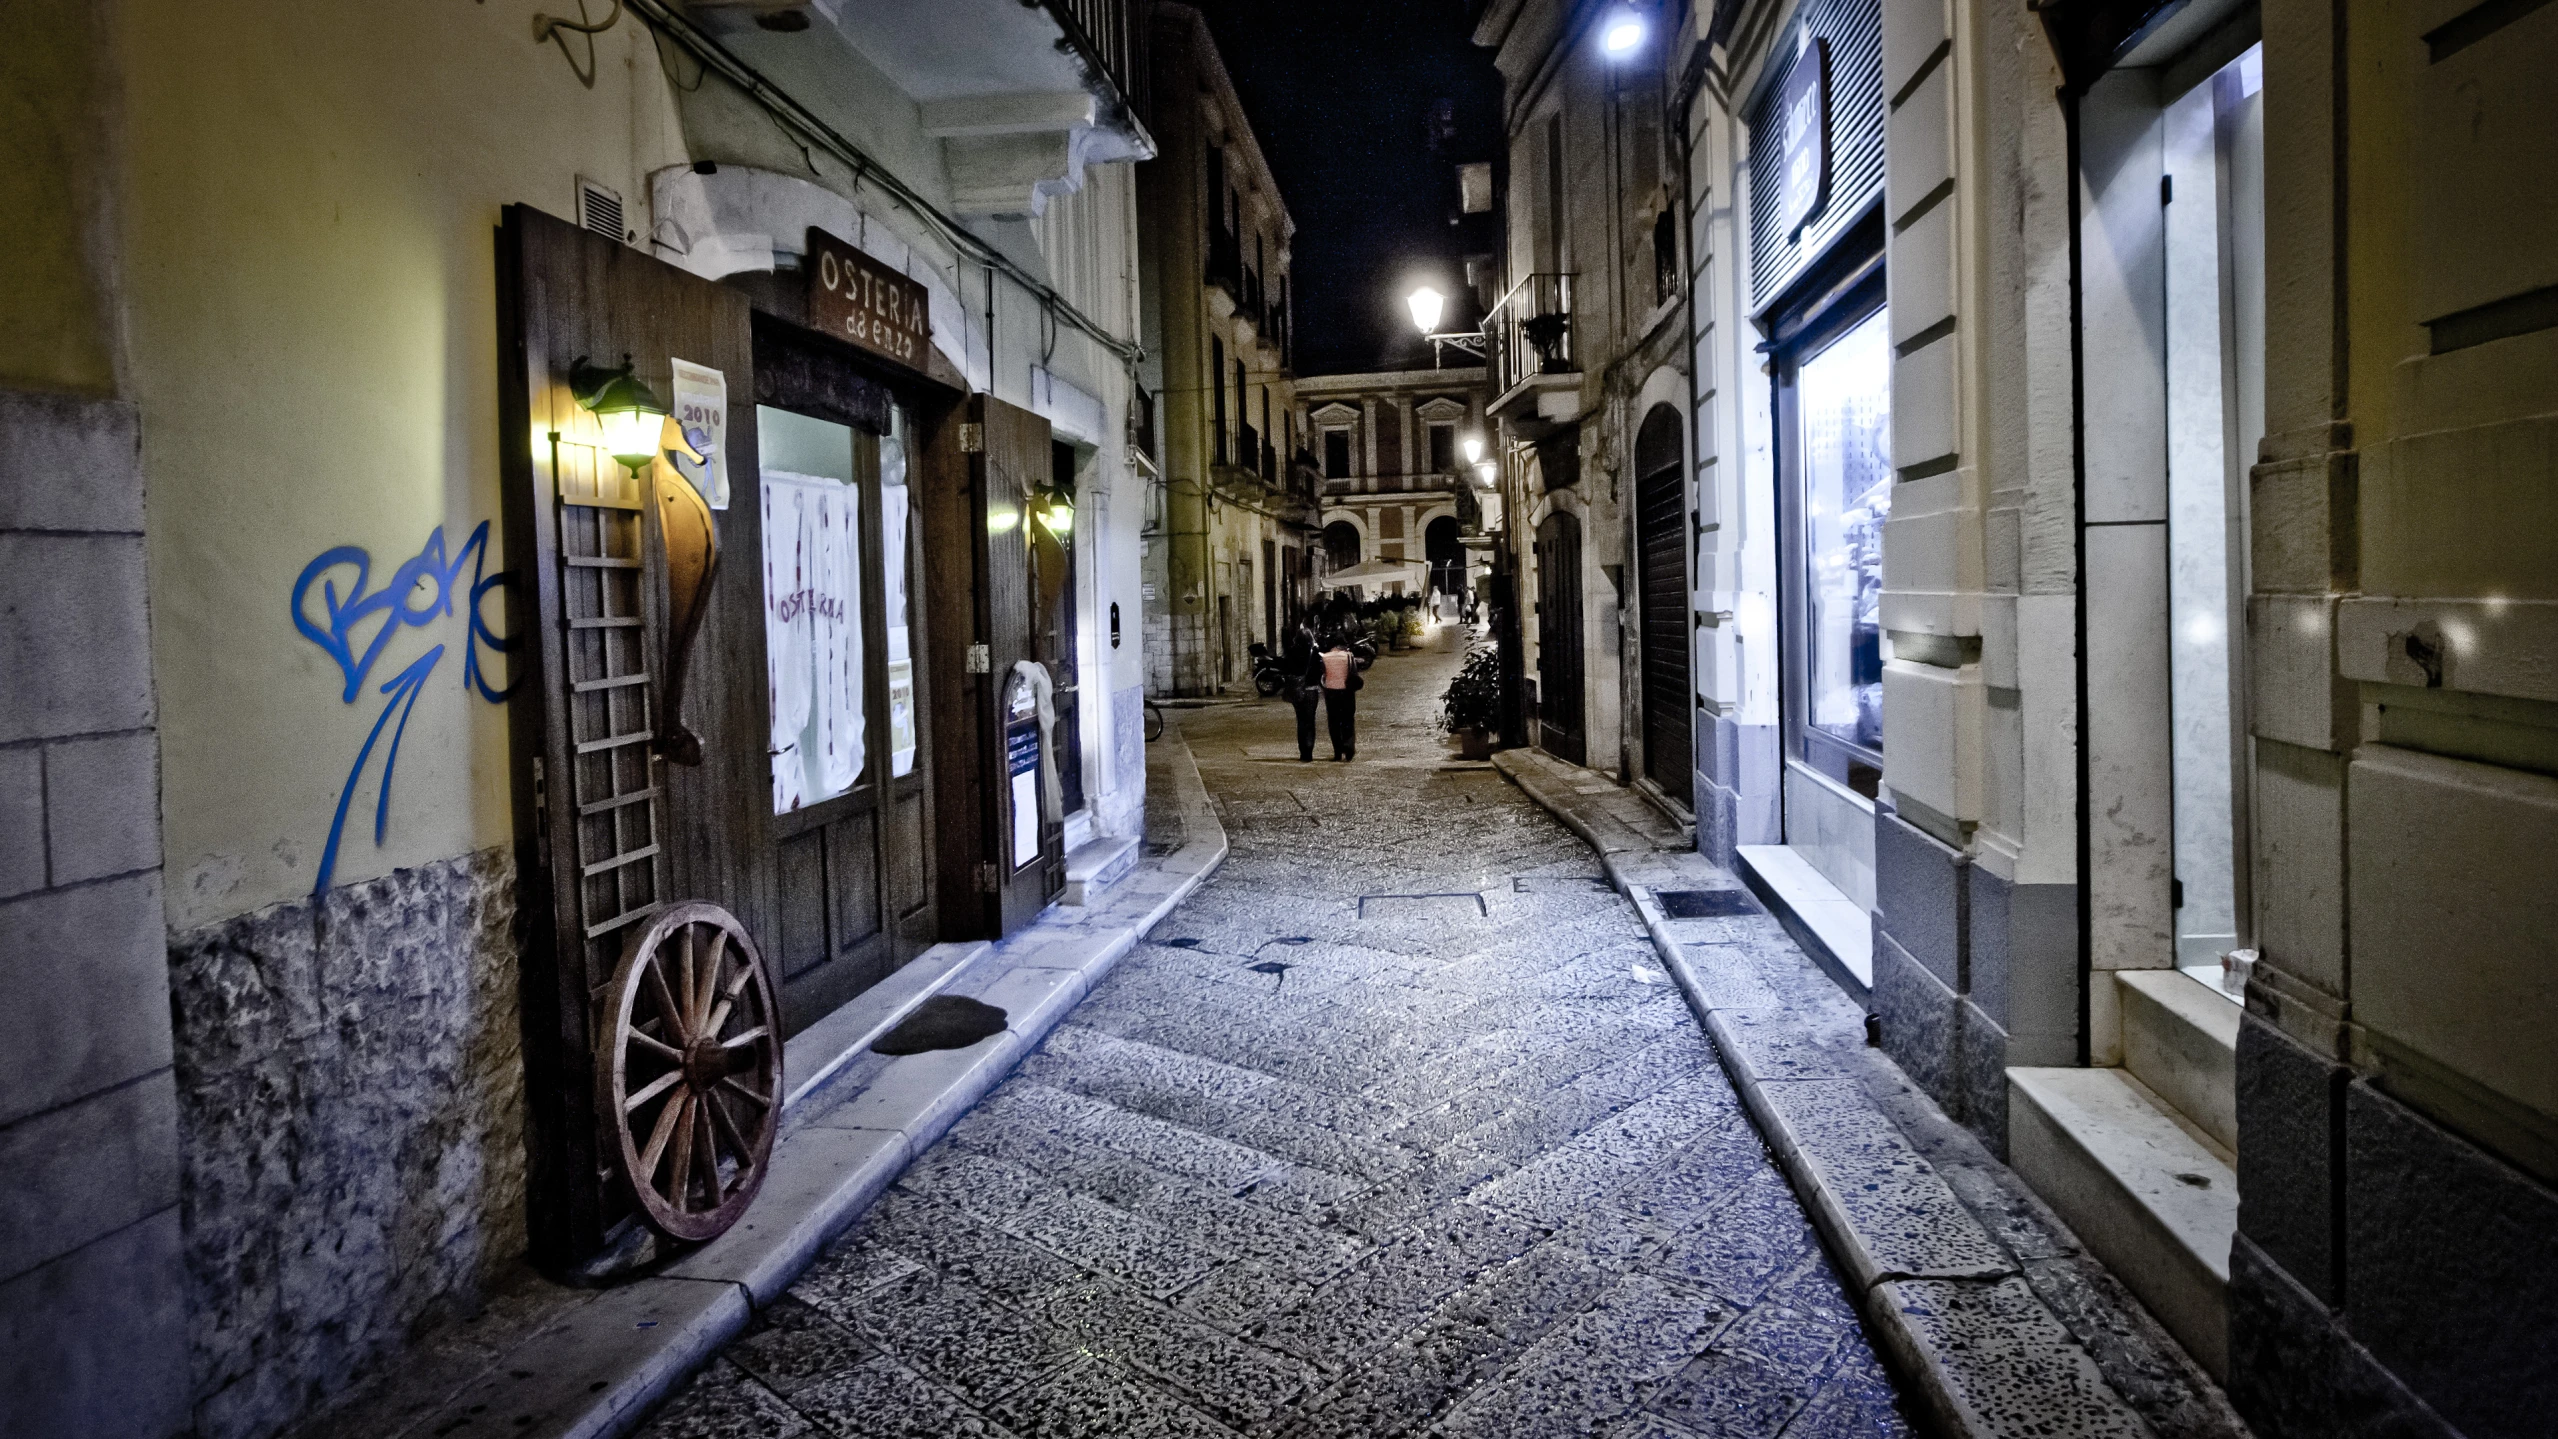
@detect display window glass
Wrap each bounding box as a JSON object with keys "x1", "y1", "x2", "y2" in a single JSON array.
[
  {"x1": 1795, "y1": 308, "x2": 1891, "y2": 762},
  {"x1": 759, "y1": 406, "x2": 868, "y2": 812}
]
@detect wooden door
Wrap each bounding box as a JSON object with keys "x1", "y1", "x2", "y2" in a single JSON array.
[
  {"x1": 922, "y1": 394, "x2": 1063, "y2": 939},
  {"x1": 1536, "y1": 509, "x2": 1586, "y2": 765},
  {"x1": 750, "y1": 319, "x2": 939, "y2": 1033},
  {"x1": 1635, "y1": 405, "x2": 1693, "y2": 796},
  {"x1": 498, "y1": 204, "x2": 762, "y2": 1263}
]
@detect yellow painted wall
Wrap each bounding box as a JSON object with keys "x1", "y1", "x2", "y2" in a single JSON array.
[
  {"x1": 0, "y1": 0, "x2": 120, "y2": 393},
  {"x1": 119, "y1": 0, "x2": 697, "y2": 929}
]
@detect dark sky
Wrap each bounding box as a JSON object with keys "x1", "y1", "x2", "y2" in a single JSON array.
[{"x1": 1190, "y1": 0, "x2": 1506, "y2": 376}]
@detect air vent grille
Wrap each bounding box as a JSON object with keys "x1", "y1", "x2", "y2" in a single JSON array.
[
  {"x1": 577, "y1": 178, "x2": 625, "y2": 243},
  {"x1": 1746, "y1": 0, "x2": 1886, "y2": 309}
]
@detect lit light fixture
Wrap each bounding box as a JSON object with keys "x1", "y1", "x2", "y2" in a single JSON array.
[
  {"x1": 1461, "y1": 434, "x2": 1485, "y2": 465},
  {"x1": 1405, "y1": 286, "x2": 1447, "y2": 335},
  {"x1": 1035, "y1": 485, "x2": 1075, "y2": 534},
  {"x1": 1473, "y1": 459, "x2": 1499, "y2": 487},
  {"x1": 570, "y1": 356, "x2": 670, "y2": 478},
  {"x1": 1601, "y1": 8, "x2": 1646, "y2": 55}
]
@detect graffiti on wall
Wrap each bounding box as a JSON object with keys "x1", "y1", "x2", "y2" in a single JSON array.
[{"x1": 292, "y1": 522, "x2": 519, "y2": 899}]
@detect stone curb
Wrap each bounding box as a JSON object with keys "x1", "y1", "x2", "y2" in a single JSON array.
[
  {"x1": 1492, "y1": 752, "x2": 2158, "y2": 1439},
  {"x1": 302, "y1": 726, "x2": 1229, "y2": 1439}
]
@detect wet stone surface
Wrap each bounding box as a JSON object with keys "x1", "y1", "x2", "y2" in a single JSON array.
[{"x1": 639, "y1": 630, "x2": 1915, "y2": 1439}]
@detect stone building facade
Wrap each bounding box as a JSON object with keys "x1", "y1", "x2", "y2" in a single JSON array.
[
  {"x1": 1295, "y1": 367, "x2": 1492, "y2": 598},
  {"x1": 1491, "y1": 0, "x2": 2558, "y2": 1429},
  {"x1": 1136, "y1": 5, "x2": 1314, "y2": 696},
  {"x1": 1475, "y1": 0, "x2": 1700, "y2": 790},
  {"x1": 0, "y1": 2, "x2": 1155, "y2": 1435}
]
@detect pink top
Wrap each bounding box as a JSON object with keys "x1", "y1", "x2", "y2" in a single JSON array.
[{"x1": 1321, "y1": 651, "x2": 1354, "y2": 689}]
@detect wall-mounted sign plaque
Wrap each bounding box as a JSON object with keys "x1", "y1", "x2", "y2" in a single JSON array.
[
  {"x1": 1778, "y1": 37, "x2": 1833, "y2": 238},
  {"x1": 807, "y1": 226, "x2": 931, "y2": 370}
]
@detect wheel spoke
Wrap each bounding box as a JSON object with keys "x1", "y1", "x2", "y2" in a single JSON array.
[
  {"x1": 628, "y1": 1028, "x2": 683, "y2": 1065},
  {"x1": 704, "y1": 1086, "x2": 755, "y2": 1181},
  {"x1": 643, "y1": 951, "x2": 689, "y2": 1045},
  {"x1": 692, "y1": 1097, "x2": 721, "y2": 1206},
  {"x1": 665, "y1": 1092, "x2": 698, "y2": 1204},
  {"x1": 677, "y1": 927, "x2": 699, "y2": 1040},
  {"x1": 638, "y1": 1087, "x2": 686, "y2": 1181},
  {"x1": 719, "y1": 1075, "x2": 772, "y2": 1111},
  {"x1": 624, "y1": 1065, "x2": 683, "y2": 1113},
  {"x1": 693, "y1": 928, "x2": 729, "y2": 1037},
  {"x1": 718, "y1": 1025, "x2": 768, "y2": 1051}
]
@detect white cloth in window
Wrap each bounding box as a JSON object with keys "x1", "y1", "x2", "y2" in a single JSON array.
[{"x1": 762, "y1": 471, "x2": 864, "y2": 810}]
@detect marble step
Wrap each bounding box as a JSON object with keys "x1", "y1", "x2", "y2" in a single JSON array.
[
  {"x1": 2009, "y1": 1065, "x2": 2237, "y2": 1382},
  {"x1": 1061, "y1": 832, "x2": 1140, "y2": 906},
  {"x1": 2116, "y1": 969, "x2": 2241, "y2": 1153}
]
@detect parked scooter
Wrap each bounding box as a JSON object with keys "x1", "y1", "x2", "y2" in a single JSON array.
[{"x1": 1247, "y1": 642, "x2": 1291, "y2": 698}]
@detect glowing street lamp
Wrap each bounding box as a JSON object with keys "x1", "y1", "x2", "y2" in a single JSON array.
[
  {"x1": 1601, "y1": 8, "x2": 1646, "y2": 55},
  {"x1": 1406, "y1": 286, "x2": 1447, "y2": 335},
  {"x1": 1461, "y1": 434, "x2": 1485, "y2": 465},
  {"x1": 1404, "y1": 283, "x2": 1485, "y2": 368},
  {"x1": 1473, "y1": 459, "x2": 1499, "y2": 487}
]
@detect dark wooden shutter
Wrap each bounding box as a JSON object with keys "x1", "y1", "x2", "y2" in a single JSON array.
[
  {"x1": 1636, "y1": 405, "x2": 1693, "y2": 796},
  {"x1": 1536, "y1": 510, "x2": 1586, "y2": 766},
  {"x1": 921, "y1": 393, "x2": 1063, "y2": 939},
  {"x1": 497, "y1": 204, "x2": 761, "y2": 1263}
]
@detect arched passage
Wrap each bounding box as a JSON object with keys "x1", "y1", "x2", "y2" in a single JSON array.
[
  {"x1": 1635, "y1": 403, "x2": 1692, "y2": 795},
  {"x1": 1322, "y1": 520, "x2": 1362, "y2": 571},
  {"x1": 1424, "y1": 515, "x2": 1464, "y2": 599}
]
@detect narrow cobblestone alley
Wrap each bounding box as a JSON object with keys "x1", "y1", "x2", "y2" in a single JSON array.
[{"x1": 637, "y1": 629, "x2": 1913, "y2": 1439}]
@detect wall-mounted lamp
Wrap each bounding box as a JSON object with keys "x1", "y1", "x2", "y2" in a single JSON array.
[
  {"x1": 1406, "y1": 286, "x2": 1447, "y2": 335},
  {"x1": 1473, "y1": 459, "x2": 1499, "y2": 487},
  {"x1": 1035, "y1": 486, "x2": 1075, "y2": 535},
  {"x1": 1461, "y1": 434, "x2": 1485, "y2": 466},
  {"x1": 570, "y1": 356, "x2": 670, "y2": 479}
]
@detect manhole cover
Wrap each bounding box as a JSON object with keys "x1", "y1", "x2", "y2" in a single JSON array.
[{"x1": 1654, "y1": 889, "x2": 1760, "y2": 919}]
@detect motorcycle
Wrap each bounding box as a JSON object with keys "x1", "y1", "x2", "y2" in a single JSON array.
[{"x1": 1247, "y1": 641, "x2": 1290, "y2": 698}]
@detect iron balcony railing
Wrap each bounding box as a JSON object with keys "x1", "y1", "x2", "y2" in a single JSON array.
[
  {"x1": 1491, "y1": 272, "x2": 1577, "y2": 396},
  {"x1": 1043, "y1": 0, "x2": 1147, "y2": 122}
]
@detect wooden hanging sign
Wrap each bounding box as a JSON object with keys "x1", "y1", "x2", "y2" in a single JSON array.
[{"x1": 807, "y1": 226, "x2": 931, "y2": 370}]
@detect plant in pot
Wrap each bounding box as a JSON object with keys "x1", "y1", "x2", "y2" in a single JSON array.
[{"x1": 1441, "y1": 644, "x2": 1504, "y2": 759}]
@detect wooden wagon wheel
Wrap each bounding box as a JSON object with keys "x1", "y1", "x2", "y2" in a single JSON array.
[{"x1": 597, "y1": 902, "x2": 783, "y2": 1243}]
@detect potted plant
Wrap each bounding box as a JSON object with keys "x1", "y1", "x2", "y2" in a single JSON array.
[{"x1": 1441, "y1": 644, "x2": 1503, "y2": 759}]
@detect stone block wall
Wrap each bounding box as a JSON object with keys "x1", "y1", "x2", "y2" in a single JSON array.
[
  {"x1": 0, "y1": 388, "x2": 192, "y2": 1439},
  {"x1": 169, "y1": 846, "x2": 526, "y2": 1439}
]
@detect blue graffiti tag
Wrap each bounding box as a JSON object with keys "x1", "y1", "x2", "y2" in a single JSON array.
[{"x1": 291, "y1": 521, "x2": 519, "y2": 898}]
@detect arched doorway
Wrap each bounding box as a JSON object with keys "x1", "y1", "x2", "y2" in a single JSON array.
[
  {"x1": 1634, "y1": 404, "x2": 1692, "y2": 797},
  {"x1": 1424, "y1": 515, "x2": 1464, "y2": 602},
  {"x1": 1322, "y1": 520, "x2": 1361, "y2": 572},
  {"x1": 1535, "y1": 509, "x2": 1585, "y2": 764}
]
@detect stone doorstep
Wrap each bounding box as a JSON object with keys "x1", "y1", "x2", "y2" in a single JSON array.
[
  {"x1": 305, "y1": 736, "x2": 1230, "y2": 1439},
  {"x1": 2115, "y1": 968, "x2": 2241, "y2": 1154},
  {"x1": 1061, "y1": 831, "x2": 1141, "y2": 906},
  {"x1": 1487, "y1": 753, "x2": 2165, "y2": 1439},
  {"x1": 2007, "y1": 1066, "x2": 2237, "y2": 1383}
]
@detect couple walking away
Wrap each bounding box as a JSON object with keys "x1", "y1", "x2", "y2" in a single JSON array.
[{"x1": 1285, "y1": 601, "x2": 1375, "y2": 761}]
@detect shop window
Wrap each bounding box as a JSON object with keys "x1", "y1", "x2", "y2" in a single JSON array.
[
  {"x1": 1783, "y1": 304, "x2": 1890, "y2": 786},
  {"x1": 760, "y1": 407, "x2": 867, "y2": 812}
]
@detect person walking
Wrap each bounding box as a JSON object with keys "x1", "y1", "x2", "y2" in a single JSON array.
[
  {"x1": 1317, "y1": 621, "x2": 1370, "y2": 760},
  {"x1": 1283, "y1": 620, "x2": 1324, "y2": 762}
]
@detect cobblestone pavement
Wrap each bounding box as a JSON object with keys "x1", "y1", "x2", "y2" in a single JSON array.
[{"x1": 639, "y1": 627, "x2": 1916, "y2": 1439}]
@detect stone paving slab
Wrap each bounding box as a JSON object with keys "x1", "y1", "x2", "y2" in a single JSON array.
[
  {"x1": 633, "y1": 630, "x2": 1918, "y2": 1439},
  {"x1": 1498, "y1": 746, "x2": 2248, "y2": 1439}
]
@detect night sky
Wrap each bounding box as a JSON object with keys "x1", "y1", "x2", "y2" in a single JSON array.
[{"x1": 1189, "y1": 0, "x2": 1506, "y2": 377}]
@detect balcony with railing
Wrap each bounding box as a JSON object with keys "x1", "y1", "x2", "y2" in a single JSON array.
[
  {"x1": 1487, "y1": 272, "x2": 1579, "y2": 433},
  {"x1": 801, "y1": 0, "x2": 1155, "y2": 215}
]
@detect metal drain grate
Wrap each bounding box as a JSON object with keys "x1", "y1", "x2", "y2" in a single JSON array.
[{"x1": 1653, "y1": 889, "x2": 1761, "y2": 919}]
